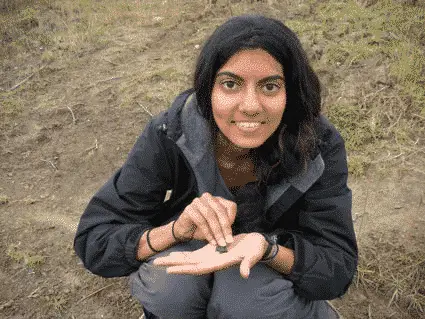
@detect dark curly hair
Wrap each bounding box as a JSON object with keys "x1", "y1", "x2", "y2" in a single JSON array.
[{"x1": 194, "y1": 15, "x2": 321, "y2": 184}]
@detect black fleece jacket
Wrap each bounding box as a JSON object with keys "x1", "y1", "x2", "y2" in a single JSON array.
[{"x1": 74, "y1": 89, "x2": 358, "y2": 301}]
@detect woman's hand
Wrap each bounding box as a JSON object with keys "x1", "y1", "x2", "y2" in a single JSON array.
[
  {"x1": 153, "y1": 233, "x2": 268, "y2": 278},
  {"x1": 173, "y1": 193, "x2": 237, "y2": 246}
]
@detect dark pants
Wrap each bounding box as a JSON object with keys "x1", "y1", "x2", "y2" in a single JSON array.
[{"x1": 129, "y1": 240, "x2": 340, "y2": 319}]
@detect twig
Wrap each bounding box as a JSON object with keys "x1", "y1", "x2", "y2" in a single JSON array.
[
  {"x1": 370, "y1": 152, "x2": 403, "y2": 164},
  {"x1": 77, "y1": 283, "x2": 114, "y2": 304},
  {"x1": 11, "y1": 267, "x2": 26, "y2": 279},
  {"x1": 137, "y1": 102, "x2": 153, "y2": 118},
  {"x1": 413, "y1": 113, "x2": 425, "y2": 121},
  {"x1": 409, "y1": 167, "x2": 425, "y2": 176},
  {"x1": 84, "y1": 139, "x2": 99, "y2": 153},
  {"x1": 96, "y1": 76, "x2": 122, "y2": 84},
  {"x1": 368, "y1": 304, "x2": 372, "y2": 319},
  {"x1": 0, "y1": 300, "x2": 13, "y2": 311},
  {"x1": 386, "y1": 111, "x2": 403, "y2": 133},
  {"x1": 83, "y1": 77, "x2": 122, "y2": 90},
  {"x1": 227, "y1": 0, "x2": 233, "y2": 16},
  {"x1": 363, "y1": 85, "x2": 389, "y2": 101},
  {"x1": 103, "y1": 58, "x2": 119, "y2": 66},
  {"x1": 41, "y1": 159, "x2": 58, "y2": 170},
  {"x1": 66, "y1": 106, "x2": 77, "y2": 124},
  {"x1": 28, "y1": 287, "x2": 42, "y2": 298},
  {"x1": 7, "y1": 65, "x2": 46, "y2": 92}
]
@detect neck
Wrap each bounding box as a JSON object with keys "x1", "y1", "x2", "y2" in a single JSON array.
[{"x1": 215, "y1": 131, "x2": 251, "y2": 161}]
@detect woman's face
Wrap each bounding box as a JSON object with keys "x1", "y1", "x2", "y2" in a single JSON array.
[{"x1": 211, "y1": 49, "x2": 287, "y2": 150}]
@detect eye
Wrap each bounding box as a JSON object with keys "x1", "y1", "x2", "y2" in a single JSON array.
[
  {"x1": 221, "y1": 80, "x2": 240, "y2": 91},
  {"x1": 262, "y1": 83, "x2": 280, "y2": 94}
]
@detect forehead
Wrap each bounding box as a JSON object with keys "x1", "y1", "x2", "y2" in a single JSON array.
[{"x1": 217, "y1": 49, "x2": 283, "y2": 77}]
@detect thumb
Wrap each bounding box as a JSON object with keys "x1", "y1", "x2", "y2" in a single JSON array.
[{"x1": 239, "y1": 254, "x2": 258, "y2": 279}]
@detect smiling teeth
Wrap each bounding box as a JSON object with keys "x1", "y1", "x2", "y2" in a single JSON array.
[{"x1": 236, "y1": 122, "x2": 261, "y2": 128}]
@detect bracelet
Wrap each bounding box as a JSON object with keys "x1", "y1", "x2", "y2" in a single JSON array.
[
  {"x1": 146, "y1": 228, "x2": 160, "y2": 253},
  {"x1": 171, "y1": 220, "x2": 193, "y2": 242},
  {"x1": 261, "y1": 244, "x2": 279, "y2": 262},
  {"x1": 262, "y1": 241, "x2": 273, "y2": 259}
]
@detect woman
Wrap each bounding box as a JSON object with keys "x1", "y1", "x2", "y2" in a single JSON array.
[{"x1": 74, "y1": 15, "x2": 357, "y2": 319}]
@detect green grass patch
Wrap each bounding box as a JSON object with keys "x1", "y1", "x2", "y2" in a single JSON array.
[
  {"x1": 7, "y1": 243, "x2": 45, "y2": 268},
  {"x1": 326, "y1": 103, "x2": 384, "y2": 151},
  {"x1": 0, "y1": 195, "x2": 9, "y2": 205},
  {"x1": 0, "y1": 92, "x2": 24, "y2": 117}
]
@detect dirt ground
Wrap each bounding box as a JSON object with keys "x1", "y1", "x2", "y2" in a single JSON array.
[{"x1": 1, "y1": 1, "x2": 424, "y2": 318}]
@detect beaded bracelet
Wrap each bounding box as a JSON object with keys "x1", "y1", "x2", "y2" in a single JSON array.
[{"x1": 146, "y1": 228, "x2": 160, "y2": 253}]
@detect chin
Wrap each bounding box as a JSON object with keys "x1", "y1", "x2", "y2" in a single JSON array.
[{"x1": 231, "y1": 139, "x2": 265, "y2": 149}]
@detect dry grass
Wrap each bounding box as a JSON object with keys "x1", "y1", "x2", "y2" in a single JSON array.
[
  {"x1": 356, "y1": 232, "x2": 425, "y2": 314},
  {"x1": 285, "y1": 0, "x2": 425, "y2": 177},
  {"x1": 1, "y1": 0, "x2": 424, "y2": 317}
]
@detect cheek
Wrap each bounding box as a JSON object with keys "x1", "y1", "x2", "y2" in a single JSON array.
[
  {"x1": 211, "y1": 91, "x2": 237, "y2": 120},
  {"x1": 262, "y1": 96, "x2": 286, "y2": 119}
]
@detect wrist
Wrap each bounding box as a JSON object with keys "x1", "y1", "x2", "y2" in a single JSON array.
[
  {"x1": 261, "y1": 243, "x2": 279, "y2": 262},
  {"x1": 171, "y1": 220, "x2": 193, "y2": 242},
  {"x1": 259, "y1": 233, "x2": 278, "y2": 262}
]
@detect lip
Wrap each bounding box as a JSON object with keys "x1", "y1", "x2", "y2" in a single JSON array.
[
  {"x1": 231, "y1": 120, "x2": 266, "y2": 124},
  {"x1": 233, "y1": 121, "x2": 263, "y2": 132}
]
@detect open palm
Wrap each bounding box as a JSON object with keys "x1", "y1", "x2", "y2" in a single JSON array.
[{"x1": 153, "y1": 233, "x2": 267, "y2": 278}]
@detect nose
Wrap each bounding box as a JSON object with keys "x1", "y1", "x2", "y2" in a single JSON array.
[{"x1": 239, "y1": 85, "x2": 261, "y2": 115}]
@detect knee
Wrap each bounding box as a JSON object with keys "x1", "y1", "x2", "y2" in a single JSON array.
[
  {"x1": 130, "y1": 263, "x2": 210, "y2": 318},
  {"x1": 207, "y1": 265, "x2": 299, "y2": 319},
  {"x1": 151, "y1": 274, "x2": 202, "y2": 308},
  {"x1": 208, "y1": 295, "x2": 267, "y2": 319}
]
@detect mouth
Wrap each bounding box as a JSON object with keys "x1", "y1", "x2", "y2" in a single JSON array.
[{"x1": 231, "y1": 121, "x2": 265, "y2": 129}]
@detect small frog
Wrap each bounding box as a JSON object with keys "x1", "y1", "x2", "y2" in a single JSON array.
[{"x1": 216, "y1": 245, "x2": 228, "y2": 254}]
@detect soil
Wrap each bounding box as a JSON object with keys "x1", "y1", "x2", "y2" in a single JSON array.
[{"x1": 1, "y1": 1, "x2": 424, "y2": 318}]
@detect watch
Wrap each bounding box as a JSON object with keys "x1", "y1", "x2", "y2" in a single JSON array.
[{"x1": 259, "y1": 233, "x2": 278, "y2": 261}]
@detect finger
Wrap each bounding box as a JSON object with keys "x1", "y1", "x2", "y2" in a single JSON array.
[
  {"x1": 218, "y1": 197, "x2": 237, "y2": 226},
  {"x1": 195, "y1": 194, "x2": 226, "y2": 246},
  {"x1": 201, "y1": 194, "x2": 233, "y2": 245},
  {"x1": 186, "y1": 202, "x2": 217, "y2": 245},
  {"x1": 218, "y1": 198, "x2": 237, "y2": 243},
  {"x1": 167, "y1": 255, "x2": 238, "y2": 275},
  {"x1": 153, "y1": 252, "x2": 194, "y2": 266},
  {"x1": 166, "y1": 264, "x2": 209, "y2": 275}
]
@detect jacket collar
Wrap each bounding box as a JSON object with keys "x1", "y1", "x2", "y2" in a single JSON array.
[{"x1": 170, "y1": 92, "x2": 325, "y2": 209}]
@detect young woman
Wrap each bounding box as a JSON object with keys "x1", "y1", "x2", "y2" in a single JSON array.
[{"x1": 74, "y1": 15, "x2": 357, "y2": 319}]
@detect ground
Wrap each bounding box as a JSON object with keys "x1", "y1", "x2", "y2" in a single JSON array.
[{"x1": 0, "y1": 0, "x2": 424, "y2": 318}]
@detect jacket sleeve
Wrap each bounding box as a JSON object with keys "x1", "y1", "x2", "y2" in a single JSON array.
[
  {"x1": 282, "y1": 128, "x2": 358, "y2": 300},
  {"x1": 74, "y1": 120, "x2": 173, "y2": 277}
]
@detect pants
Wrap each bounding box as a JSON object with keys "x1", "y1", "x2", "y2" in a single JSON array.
[{"x1": 129, "y1": 240, "x2": 339, "y2": 319}]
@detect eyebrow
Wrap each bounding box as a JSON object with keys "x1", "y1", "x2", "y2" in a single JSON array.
[{"x1": 215, "y1": 71, "x2": 285, "y2": 84}]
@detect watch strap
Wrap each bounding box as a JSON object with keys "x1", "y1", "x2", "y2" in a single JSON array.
[{"x1": 259, "y1": 233, "x2": 277, "y2": 260}]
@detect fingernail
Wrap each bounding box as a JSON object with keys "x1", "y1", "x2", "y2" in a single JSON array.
[
  {"x1": 218, "y1": 238, "x2": 227, "y2": 246},
  {"x1": 211, "y1": 240, "x2": 217, "y2": 246},
  {"x1": 225, "y1": 235, "x2": 233, "y2": 243}
]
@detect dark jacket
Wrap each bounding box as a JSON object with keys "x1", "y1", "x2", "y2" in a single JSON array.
[{"x1": 74, "y1": 89, "x2": 358, "y2": 301}]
